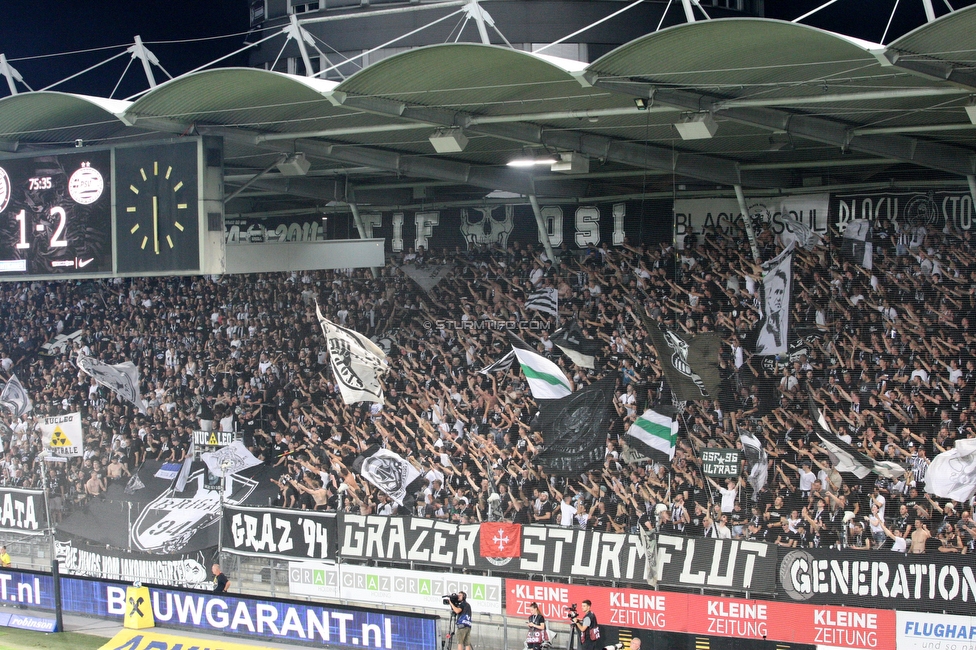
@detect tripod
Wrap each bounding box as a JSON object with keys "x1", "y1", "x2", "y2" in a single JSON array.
[
  {"x1": 567, "y1": 618, "x2": 579, "y2": 650},
  {"x1": 441, "y1": 611, "x2": 457, "y2": 650}
]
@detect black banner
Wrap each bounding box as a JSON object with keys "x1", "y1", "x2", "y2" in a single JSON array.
[
  {"x1": 338, "y1": 515, "x2": 649, "y2": 582},
  {"x1": 700, "y1": 449, "x2": 741, "y2": 478},
  {"x1": 53, "y1": 534, "x2": 215, "y2": 589},
  {"x1": 655, "y1": 535, "x2": 777, "y2": 594},
  {"x1": 222, "y1": 504, "x2": 337, "y2": 561},
  {"x1": 777, "y1": 547, "x2": 976, "y2": 616},
  {"x1": 56, "y1": 460, "x2": 280, "y2": 555},
  {"x1": 229, "y1": 200, "x2": 673, "y2": 253},
  {"x1": 0, "y1": 487, "x2": 47, "y2": 536}
]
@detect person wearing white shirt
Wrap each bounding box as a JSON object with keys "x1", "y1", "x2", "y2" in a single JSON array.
[
  {"x1": 709, "y1": 477, "x2": 741, "y2": 513},
  {"x1": 558, "y1": 495, "x2": 576, "y2": 527}
]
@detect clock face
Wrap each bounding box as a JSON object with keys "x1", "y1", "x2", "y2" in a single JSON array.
[{"x1": 115, "y1": 141, "x2": 200, "y2": 275}]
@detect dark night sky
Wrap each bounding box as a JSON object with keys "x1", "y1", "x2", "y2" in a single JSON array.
[{"x1": 0, "y1": 0, "x2": 973, "y2": 99}]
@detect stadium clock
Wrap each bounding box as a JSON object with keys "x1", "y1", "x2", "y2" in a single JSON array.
[
  {"x1": 0, "y1": 150, "x2": 112, "y2": 277},
  {"x1": 115, "y1": 141, "x2": 201, "y2": 275}
]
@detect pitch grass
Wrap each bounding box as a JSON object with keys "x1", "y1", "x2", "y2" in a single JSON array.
[{"x1": 0, "y1": 628, "x2": 107, "y2": 650}]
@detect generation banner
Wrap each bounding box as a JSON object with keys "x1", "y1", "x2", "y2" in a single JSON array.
[
  {"x1": 506, "y1": 578, "x2": 896, "y2": 650},
  {"x1": 777, "y1": 547, "x2": 976, "y2": 616},
  {"x1": 673, "y1": 194, "x2": 829, "y2": 247},
  {"x1": 833, "y1": 189, "x2": 975, "y2": 232},
  {"x1": 289, "y1": 562, "x2": 504, "y2": 615},
  {"x1": 222, "y1": 504, "x2": 337, "y2": 561},
  {"x1": 0, "y1": 487, "x2": 46, "y2": 536}
]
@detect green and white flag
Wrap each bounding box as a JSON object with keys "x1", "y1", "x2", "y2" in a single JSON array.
[
  {"x1": 507, "y1": 333, "x2": 572, "y2": 399},
  {"x1": 625, "y1": 409, "x2": 678, "y2": 462}
]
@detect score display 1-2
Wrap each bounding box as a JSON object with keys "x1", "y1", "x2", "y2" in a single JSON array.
[{"x1": 0, "y1": 150, "x2": 112, "y2": 277}]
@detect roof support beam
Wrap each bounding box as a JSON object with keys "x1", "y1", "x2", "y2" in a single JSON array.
[
  {"x1": 590, "y1": 79, "x2": 976, "y2": 177},
  {"x1": 880, "y1": 49, "x2": 976, "y2": 91},
  {"x1": 333, "y1": 92, "x2": 789, "y2": 188},
  {"x1": 201, "y1": 124, "x2": 543, "y2": 196}
]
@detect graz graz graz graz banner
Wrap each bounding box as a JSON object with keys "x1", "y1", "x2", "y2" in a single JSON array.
[
  {"x1": 778, "y1": 548, "x2": 976, "y2": 616},
  {"x1": 221, "y1": 504, "x2": 337, "y2": 561}
]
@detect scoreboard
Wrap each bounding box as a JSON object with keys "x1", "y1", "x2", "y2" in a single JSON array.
[
  {"x1": 0, "y1": 138, "x2": 223, "y2": 280},
  {"x1": 0, "y1": 150, "x2": 112, "y2": 276}
]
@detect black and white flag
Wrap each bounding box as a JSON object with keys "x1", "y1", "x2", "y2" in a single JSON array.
[
  {"x1": 778, "y1": 216, "x2": 822, "y2": 251},
  {"x1": 755, "y1": 243, "x2": 794, "y2": 356},
  {"x1": 317, "y1": 305, "x2": 388, "y2": 405},
  {"x1": 739, "y1": 430, "x2": 768, "y2": 493},
  {"x1": 551, "y1": 322, "x2": 601, "y2": 369},
  {"x1": 809, "y1": 395, "x2": 904, "y2": 479},
  {"x1": 76, "y1": 355, "x2": 146, "y2": 412},
  {"x1": 525, "y1": 287, "x2": 558, "y2": 318},
  {"x1": 353, "y1": 446, "x2": 424, "y2": 506},
  {"x1": 841, "y1": 219, "x2": 873, "y2": 270},
  {"x1": 534, "y1": 377, "x2": 616, "y2": 476},
  {"x1": 641, "y1": 312, "x2": 721, "y2": 402},
  {"x1": 478, "y1": 349, "x2": 516, "y2": 375},
  {"x1": 0, "y1": 374, "x2": 32, "y2": 418}
]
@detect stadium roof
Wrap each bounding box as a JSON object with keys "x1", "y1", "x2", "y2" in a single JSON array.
[{"x1": 0, "y1": 9, "x2": 974, "y2": 216}]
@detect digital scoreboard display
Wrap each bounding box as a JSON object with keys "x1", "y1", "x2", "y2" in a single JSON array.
[{"x1": 0, "y1": 150, "x2": 113, "y2": 277}]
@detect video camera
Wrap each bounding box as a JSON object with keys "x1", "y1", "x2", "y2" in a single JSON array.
[
  {"x1": 443, "y1": 593, "x2": 461, "y2": 607},
  {"x1": 566, "y1": 604, "x2": 578, "y2": 621}
]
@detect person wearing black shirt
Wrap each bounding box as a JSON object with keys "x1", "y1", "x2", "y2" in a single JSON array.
[
  {"x1": 212, "y1": 563, "x2": 230, "y2": 594},
  {"x1": 449, "y1": 591, "x2": 473, "y2": 650},
  {"x1": 573, "y1": 600, "x2": 600, "y2": 650}
]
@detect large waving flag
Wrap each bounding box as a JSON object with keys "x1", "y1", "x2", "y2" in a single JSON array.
[
  {"x1": 625, "y1": 408, "x2": 678, "y2": 463},
  {"x1": 0, "y1": 374, "x2": 32, "y2": 418},
  {"x1": 508, "y1": 332, "x2": 572, "y2": 399},
  {"x1": 534, "y1": 377, "x2": 616, "y2": 476},
  {"x1": 925, "y1": 439, "x2": 976, "y2": 503},
  {"x1": 809, "y1": 394, "x2": 904, "y2": 479},
  {"x1": 317, "y1": 304, "x2": 389, "y2": 405},
  {"x1": 76, "y1": 355, "x2": 146, "y2": 412}
]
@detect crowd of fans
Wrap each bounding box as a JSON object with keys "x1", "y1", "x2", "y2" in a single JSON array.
[{"x1": 0, "y1": 215, "x2": 974, "y2": 556}]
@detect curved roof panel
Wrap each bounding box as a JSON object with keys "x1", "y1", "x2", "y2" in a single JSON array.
[
  {"x1": 588, "y1": 18, "x2": 897, "y2": 95},
  {"x1": 0, "y1": 91, "x2": 131, "y2": 144},
  {"x1": 124, "y1": 68, "x2": 344, "y2": 130},
  {"x1": 889, "y1": 4, "x2": 976, "y2": 64},
  {"x1": 335, "y1": 43, "x2": 614, "y2": 114}
]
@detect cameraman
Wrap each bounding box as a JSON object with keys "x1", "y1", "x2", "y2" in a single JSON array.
[
  {"x1": 571, "y1": 600, "x2": 600, "y2": 650},
  {"x1": 449, "y1": 591, "x2": 473, "y2": 650}
]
